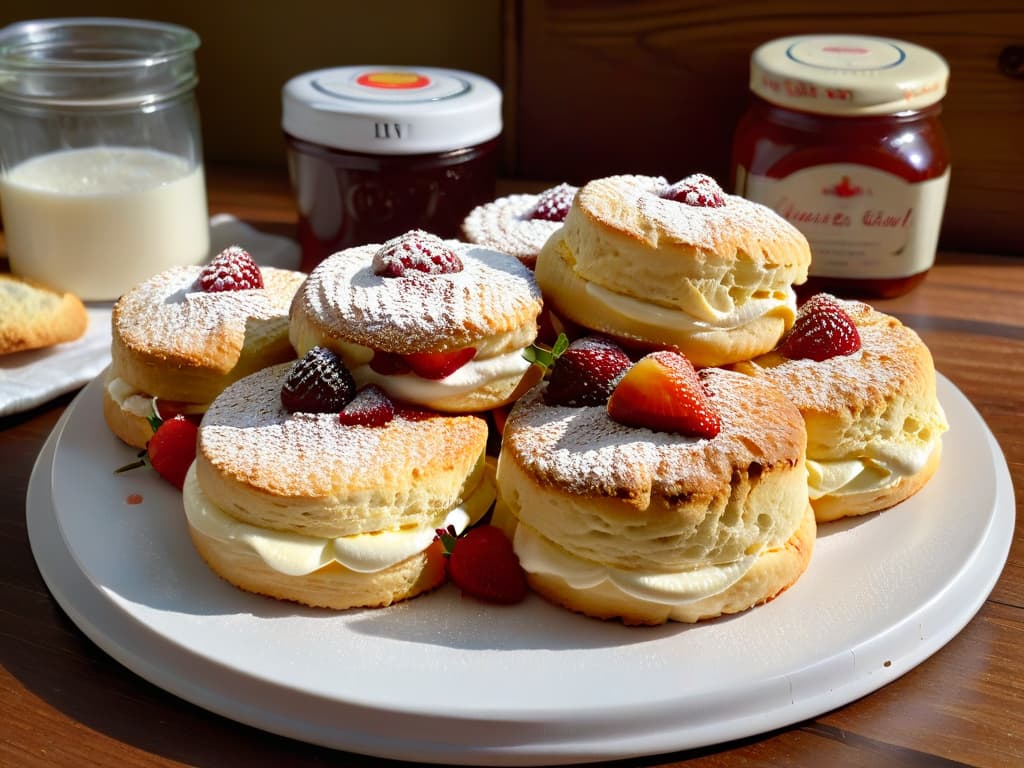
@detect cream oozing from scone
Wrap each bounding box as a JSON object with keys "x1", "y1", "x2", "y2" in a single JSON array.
[
  {"x1": 183, "y1": 455, "x2": 495, "y2": 576},
  {"x1": 106, "y1": 376, "x2": 209, "y2": 419},
  {"x1": 805, "y1": 437, "x2": 941, "y2": 499},
  {"x1": 513, "y1": 521, "x2": 761, "y2": 606}
]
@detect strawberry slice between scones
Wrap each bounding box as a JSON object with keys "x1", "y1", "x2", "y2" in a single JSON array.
[{"x1": 607, "y1": 350, "x2": 721, "y2": 438}]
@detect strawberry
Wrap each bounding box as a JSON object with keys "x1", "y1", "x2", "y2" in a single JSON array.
[
  {"x1": 607, "y1": 350, "x2": 721, "y2": 438},
  {"x1": 116, "y1": 414, "x2": 198, "y2": 490},
  {"x1": 529, "y1": 183, "x2": 577, "y2": 222},
  {"x1": 197, "y1": 245, "x2": 264, "y2": 292},
  {"x1": 372, "y1": 230, "x2": 463, "y2": 277},
  {"x1": 368, "y1": 350, "x2": 411, "y2": 375},
  {"x1": 661, "y1": 173, "x2": 726, "y2": 208},
  {"x1": 778, "y1": 293, "x2": 862, "y2": 362},
  {"x1": 403, "y1": 347, "x2": 477, "y2": 380},
  {"x1": 539, "y1": 335, "x2": 632, "y2": 407},
  {"x1": 281, "y1": 346, "x2": 356, "y2": 413},
  {"x1": 338, "y1": 385, "x2": 396, "y2": 427},
  {"x1": 436, "y1": 524, "x2": 527, "y2": 605}
]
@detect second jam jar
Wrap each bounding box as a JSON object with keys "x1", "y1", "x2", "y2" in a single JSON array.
[
  {"x1": 282, "y1": 66, "x2": 502, "y2": 271},
  {"x1": 732, "y1": 34, "x2": 951, "y2": 298}
]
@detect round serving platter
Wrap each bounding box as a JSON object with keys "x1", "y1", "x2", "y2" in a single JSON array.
[{"x1": 27, "y1": 372, "x2": 1014, "y2": 766}]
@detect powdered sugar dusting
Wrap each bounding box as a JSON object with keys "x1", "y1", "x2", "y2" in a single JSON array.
[
  {"x1": 503, "y1": 368, "x2": 805, "y2": 501},
  {"x1": 736, "y1": 298, "x2": 933, "y2": 414},
  {"x1": 295, "y1": 241, "x2": 543, "y2": 354},
  {"x1": 588, "y1": 175, "x2": 810, "y2": 267},
  {"x1": 114, "y1": 265, "x2": 305, "y2": 362},
  {"x1": 200, "y1": 363, "x2": 484, "y2": 499},
  {"x1": 461, "y1": 193, "x2": 567, "y2": 263}
]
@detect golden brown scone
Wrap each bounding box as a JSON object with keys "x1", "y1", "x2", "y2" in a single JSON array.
[
  {"x1": 289, "y1": 232, "x2": 543, "y2": 412},
  {"x1": 732, "y1": 296, "x2": 948, "y2": 522},
  {"x1": 105, "y1": 261, "x2": 305, "y2": 448},
  {"x1": 494, "y1": 368, "x2": 813, "y2": 626},
  {"x1": 0, "y1": 274, "x2": 87, "y2": 355},
  {"x1": 534, "y1": 174, "x2": 811, "y2": 366},
  {"x1": 184, "y1": 363, "x2": 495, "y2": 611}
]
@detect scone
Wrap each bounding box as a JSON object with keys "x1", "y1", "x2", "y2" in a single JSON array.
[
  {"x1": 495, "y1": 347, "x2": 814, "y2": 626},
  {"x1": 461, "y1": 183, "x2": 578, "y2": 268},
  {"x1": 184, "y1": 355, "x2": 494, "y2": 610},
  {"x1": 0, "y1": 274, "x2": 87, "y2": 354},
  {"x1": 289, "y1": 229, "x2": 544, "y2": 412},
  {"x1": 534, "y1": 173, "x2": 811, "y2": 366},
  {"x1": 733, "y1": 294, "x2": 948, "y2": 522},
  {"x1": 104, "y1": 246, "x2": 306, "y2": 448}
]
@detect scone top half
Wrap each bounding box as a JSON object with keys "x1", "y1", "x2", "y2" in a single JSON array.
[
  {"x1": 106, "y1": 264, "x2": 306, "y2": 447},
  {"x1": 289, "y1": 236, "x2": 544, "y2": 412},
  {"x1": 733, "y1": 298, "x2": 948, "y2": 520},
  {"x1": 534, "y1": 174, "x2": 811, "y2": 366},
  {"x1": 193, "y1": 363, "x2": 491, "y2": 542}
]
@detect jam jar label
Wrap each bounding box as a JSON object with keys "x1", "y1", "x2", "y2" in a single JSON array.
[{"x1": 740, "y1": 164, "x2": 950, "y2": 279}]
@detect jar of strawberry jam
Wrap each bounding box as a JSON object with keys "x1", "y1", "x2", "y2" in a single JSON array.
[
  {"x1": 732, "y1": 35, "x2": 950, "y2": 298},
  {"x1": 283, "y1": 66, "x2": 501, "y2": 271}
]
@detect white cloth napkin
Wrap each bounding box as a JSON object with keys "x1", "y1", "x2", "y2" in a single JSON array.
[{"x1": 0, "y1": 215, "x2": 301, "y2": 417}]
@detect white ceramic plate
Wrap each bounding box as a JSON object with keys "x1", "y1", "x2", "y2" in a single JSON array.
[{"x1": 27, "y1": 373, "x2": 1014, "y2": 766}]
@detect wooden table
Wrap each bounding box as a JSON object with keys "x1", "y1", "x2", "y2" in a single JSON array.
[{"x1": 2, "y1": 169, "x2": 1021, "y2": 767}]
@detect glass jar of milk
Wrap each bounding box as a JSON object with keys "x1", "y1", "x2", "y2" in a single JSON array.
[{"x1": 0, "y1": 18, "x2": 209, "y2": 300}]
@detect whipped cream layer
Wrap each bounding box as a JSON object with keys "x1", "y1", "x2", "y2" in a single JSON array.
[
  {"x1": 513, "y1": 522, "x2": 759, "y2": 606},
  {"x1": 107, "y1": 376, "x2": 208, "y2": 419},
  {"x1": 183, "y1": 456, "x2": 496, "y2": 576},
  {"x1": 806, "y1": 435, "x2": 941, "y2": 499},
  {"x1": 585, "y1": 282, "x2": 796, "y2": 333}
]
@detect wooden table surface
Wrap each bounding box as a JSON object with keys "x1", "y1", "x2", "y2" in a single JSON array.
[{"x1": 1, "y1": 169, "x2": 1021, "y2": 767}]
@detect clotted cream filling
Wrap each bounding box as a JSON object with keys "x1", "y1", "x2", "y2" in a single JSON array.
[{"x1": 806, "y1": 435, "x2": 940, "y2": 499}]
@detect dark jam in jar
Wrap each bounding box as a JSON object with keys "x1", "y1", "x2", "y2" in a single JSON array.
[
  {"x1": 283, "y1": 66, "x2": 501, "y2": 272},
  {"x1": 732, "y1": 35, "x2": 951, "y2": 298}
]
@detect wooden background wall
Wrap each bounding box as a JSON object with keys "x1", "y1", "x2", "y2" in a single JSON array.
[{"x1": 2, "y1": 1, "x2": 1022, "y2": 255}]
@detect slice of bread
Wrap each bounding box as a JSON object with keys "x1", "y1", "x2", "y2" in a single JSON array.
[{"x1": 0, "y1": 274, "x2": 88, "y2": 355}]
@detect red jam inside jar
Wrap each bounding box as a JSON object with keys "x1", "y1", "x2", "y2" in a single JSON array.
[
  {"x1": 731, "y1": 35, "x2": 951, "y2": 298},
  {"x1": 282, "y1": 66, "x2": 502, "y2": 272}
]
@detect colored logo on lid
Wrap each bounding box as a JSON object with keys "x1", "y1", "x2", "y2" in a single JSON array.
[{"x1": 356, "y1": 71, "x2": 431, "y2": 89}]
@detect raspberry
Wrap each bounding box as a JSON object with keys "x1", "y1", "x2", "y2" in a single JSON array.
[
  {"x1": 778, "y1": 294, "x2": 862, "y2": 362},
  {"x1": 198, "y1": 245, "x2": 264, "y2": 292},
  {"x1": 372, "y1": 230, "x2": 463, "y2": 277},
  {"x1": 661, "y1": 173, "x2": 727, "y2": 208},
  {"x1": 338, "y1": 385, "x2": 396, "y2": 427},
  {"x1": 529, "y1": 183, "x2": 577, "y2": 222},
  {"x1": 280, "y1": 346, "x2": 356, "y2": 413}
]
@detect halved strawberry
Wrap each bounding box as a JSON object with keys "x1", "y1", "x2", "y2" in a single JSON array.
[
  {"x1": 403, "y1": 347, "x2": 477, "y2": 380},
  {"x1": 778, "y1": 293, "x2": 861, "y2": 362},
  {"x1": 436, "y1": 524, "x2": 527, "y2": 605},
  {"x1": 369, "y1": 350, "x2": 411, "y2": 375},
  {"x1": 116, "y1": 414, "x2": 198, "y2": 490},
  {"x1": 338, "y1": 385, "x2": 396, "y2": 427},
  {"x1": 607, "y1": 351, "x2": 720, "y2": 438}
]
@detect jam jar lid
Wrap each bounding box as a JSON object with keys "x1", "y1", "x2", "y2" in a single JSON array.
[
  {"x1": 750, "y1": 34, "x2": 949, "y2": 117},
  {"x1": 282, "y1": 65, "x2": 501, "y2": 155}
]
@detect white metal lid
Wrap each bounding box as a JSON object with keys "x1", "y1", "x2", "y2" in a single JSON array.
[
  {"x1": 282, "y1": 65, "x2": 502, "y2": 155},
  {"x1": 750, "y1": 35, "x2": 949, "y2": 116}
]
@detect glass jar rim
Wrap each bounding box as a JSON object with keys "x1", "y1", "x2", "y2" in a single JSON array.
[{"x1": 0, "y1": 17, "x2": 199, "y2": 107}]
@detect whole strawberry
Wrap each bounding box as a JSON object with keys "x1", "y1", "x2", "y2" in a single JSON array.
[
  {"x1": 607, "y1": 350, "x2": 721, "y2": 438},
  {"x1": 198, "y1": 245, "x2": 264, "y2": 292},
  {"x1": 539, "y1": 335, "x2": 632, "y2": 407},
  {"x1": 778, "y1": 293, "x2": 862, "y2": 362},
  {"x1": 436, "y1": 524, "x2": 527, "y2": 605},
  {"x1": 116, "y1": 414, "x2": 199, "y2": 490}
]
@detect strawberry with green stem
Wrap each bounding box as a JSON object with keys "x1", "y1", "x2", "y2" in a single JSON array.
[
  {"x1": 435, "y1": 524, "x2": 527, "y2": 604},
  {"x1": 115, "y1": 412, "x2": 199, "y2": 490}
]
